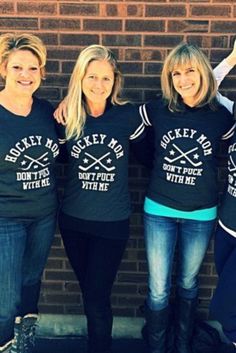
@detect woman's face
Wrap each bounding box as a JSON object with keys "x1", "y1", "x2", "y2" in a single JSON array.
[
  {"x1": 171, "y1": 64, "x2": 201, "y2": 106},
  {"x1": 2, "y1": 49, "x2": 41, "y2": 97},
  {"x1": 82, "y1": 59, "x2": 115, "y2": 108}
]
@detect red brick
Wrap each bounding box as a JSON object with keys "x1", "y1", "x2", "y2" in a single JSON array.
[
  {"x1": 17, "y1": 2, "x2": 57, "y2": 15},
  {"x1": 125, "y1": 20, "x2": 165, "y2": 32},
  {"x1": 0, "y1": 2, "x2": 14, "y2": 14},
  {"x1": 168, "y1": 20, "x2": 209, "y2": 33},
  {"x1": 191, "y1": 5, "x2": 231, "y2": 17},
  {"x1": 210, "y1": 49, "x2": 233, "y2": 62},
  {"x1": 144, "y1": 63, "x2": 163, "y2": 75},
  {"x1": 41, "y1": 282, "x2": 63, "y2": 292},
  {"x1": 185, "y1": 35, "x2": 228, "y2": 48},
  {"x1": 60, "y1": 34, "x2": 99, "y2": 46},
  {"x1": 106, "y1": 4, "x2": 118, "y2": 16},
  {"x1": 0, "y1": 17, "x2": 38, "y2": 30},
  {"x1": 127, "y1": 4, "x2": 144, "y2": 17},
  {"x1": 113, "y1": 307, "x2": 135, "y2": 317},
  {"x1": 144, "y1": 35, "x2": 184, "y2": 47},
  {"x1": 119, "y1": 62, "x2": 143, "y2": 74},
  {"x1": 122, "y1": 89, "x2": 143, "y2": 102},
  {"x1": 102, "y1": 35, "x2": 141, "y2": 47},
  {"x1": 60, "y1": 3, "x2": 99, "y2": 16},
  {"x1": 211, "y1": 21, "x2": 236, "y2": 33},
  {"x1": 146, "y1": 4, "x2": 186, "y2": 17},
  {"x1": 45, "y1": 270, "x2": 76, "y2": 281},
  {"x1": 37, "y1": 33, "x2": 58, "y2": 45},
  {"x1": 36, "y1": 88, "x2": 60, "y2": 101},
  {"x1": 118, "y1": 296, "x2": 143, "y2": 307},
  {"x1": 41, "y1": 19, "x2": 81, "y2": 31},
  {"x1": 125, "y1": 49, "x2": 164, "y2": 61},
  {"x1": 47, "y1": 49, "x2": 79, "y2": 60},
  {"x1": 64, "y1": 306, "x2": 84, "y2": 315},
  {"x1": 45, "y1": 74, "x2": 70, "y2": 88},
  {"x1": 38, "y1": 304, "x2": 63, "y2": 314},
  {"x1": 84, "y1": 19, "x2": 122, "y2": 31},
  {"x1": 61, "y1": 61, "x2": 76, "y2": 74}
]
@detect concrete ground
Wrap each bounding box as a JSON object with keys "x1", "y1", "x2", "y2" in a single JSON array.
[
  {"x1": 34, "y1": 314, "x2": 230, "y2": 353},
  {"x1": 35, "y1": 315, "x2": 147, "y2": 353},
  {"x1": 35, "y1": 337, "x2": 147, "y2": 353}
]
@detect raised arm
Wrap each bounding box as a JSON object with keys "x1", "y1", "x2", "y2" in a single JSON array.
[
  {"x1": 214, "y1": 40, "x2": 236, "y2": 88},
  {"x1": 214, "y1": 40, "x2": 236, "y2": 114}
]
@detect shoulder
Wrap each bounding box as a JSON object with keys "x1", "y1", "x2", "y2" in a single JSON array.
[
  {"x1": 140, "y1": 96, "x2": 168, "y2": 124},
  {"x1": 112, "y1": 102, "x2": 138, "y2": 114},
  {"x1": 144, "y1": 96, "x2": 167, "y2": 113},
  {"x1": 212, "y1": 102, "x2": 234, "y2": 122}
]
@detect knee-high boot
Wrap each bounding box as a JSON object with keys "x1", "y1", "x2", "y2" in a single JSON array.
[
  {"x1": 175, "y1": 296, "x2": 197, "y2": 353},
  {"x1": 145, "y1": 305, "x2": 169, "y2": 353}
]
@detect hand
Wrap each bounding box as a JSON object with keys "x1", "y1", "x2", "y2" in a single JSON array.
[{"x1": 54, "y1": 97, "x2": 68, "y2": 125}]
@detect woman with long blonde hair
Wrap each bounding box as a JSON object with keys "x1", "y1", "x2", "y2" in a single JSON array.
[{"x1": 55, "y1": 44, "x2": 145, "y2": 353}]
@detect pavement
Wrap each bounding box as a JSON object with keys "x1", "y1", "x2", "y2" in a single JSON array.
[
  {"x1": 33, "y1": 314, "x2": 229, "y2": 353},
  {"x1": 35, "y1": 337, "x2": 147, "y2": 353}
]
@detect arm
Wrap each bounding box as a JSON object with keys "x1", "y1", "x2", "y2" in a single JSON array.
[{"x1": 214, "y1": 40, "x2": 236, "y2": 88}]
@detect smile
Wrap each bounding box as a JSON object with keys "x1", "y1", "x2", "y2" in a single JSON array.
[
  {"x1": 18, "y1": 80, "x2": 32, "y2": 86},
  {"x1": 181, "y1": 85, "x2": 193, "y2": 90}
]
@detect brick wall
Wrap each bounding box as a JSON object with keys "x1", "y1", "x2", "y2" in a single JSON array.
[{"x1": 1, "y1": 0, "x2": 236, "y2": 319}]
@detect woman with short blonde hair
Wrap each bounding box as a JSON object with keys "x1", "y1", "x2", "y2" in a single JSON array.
[
  {"x1": 139, "y1": 42, "x2": 234, "y2": 353},
  {"x1": 0, "y1": 33, "x2": 59, "y2": 353}
]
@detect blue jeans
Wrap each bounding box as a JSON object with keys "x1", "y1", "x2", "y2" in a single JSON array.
[
  {"x1": 0, "y1": 213, "x2": 56, "y2": 346},
  {"x1": 144, "y1": 213, "x2": 215, "y2": 310}
]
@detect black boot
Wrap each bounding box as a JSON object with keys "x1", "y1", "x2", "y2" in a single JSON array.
[
  {"x1": 86, "y1": 308, "x2": 113, "y2": 353},
  {"x1": 145, "y1": 305, "x2": 169, "y2": 353},
  {"x1": 142, "y1": 306, "x2": 174, "y2": 353},
  {"x1": 175, "y1": 296, "x2": 197, "y2": 353}
]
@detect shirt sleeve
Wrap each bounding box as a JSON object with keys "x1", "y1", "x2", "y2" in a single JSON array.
[
  {"x1": 129, "y1": 104, "x2": 146, "y2": 141},
  {"x1": 214, "y1": 59, "x2": 234, "y2": 88},
  {"x1": 221, "y1": 108, "x2": 236, "y2": 140},
  {"x1": 216, "y1": 92, "x2": 235, "y2": 115},
  {"x1": 139, "y1": 103, "x2": 152, "y2": 126},
  {"x1": 54, "y1": 121, "x2": 66, "y2": 144}
]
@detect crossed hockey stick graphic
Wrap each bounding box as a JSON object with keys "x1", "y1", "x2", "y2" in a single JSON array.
[
  {"x1": 79, "y1": 152, "x2": 116, "y2": 172},
  {"x1": 228, "y1": 155, "x2": 236, "y2": 174},
  {"x1": 164, "y1": 144, "x2": 202, "y2": 167},
  {"x1": 21, "y1": 152, "x2": 50, "y2": 170}
]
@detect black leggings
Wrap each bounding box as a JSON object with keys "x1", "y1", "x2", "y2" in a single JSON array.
[{"x1": 60, "y1": 228, "x2": 128, "y2": 353}]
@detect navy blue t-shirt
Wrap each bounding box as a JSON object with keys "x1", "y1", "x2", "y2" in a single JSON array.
[
  {"x1": 0, "y1": 97, "x2": 60, "y2": 219},
  {"x1": 139, "y1": 97, "x2": 234, "y2": 211},
  {"x1": 61, "y1": 103, "x2": 145, "y2": 222}
]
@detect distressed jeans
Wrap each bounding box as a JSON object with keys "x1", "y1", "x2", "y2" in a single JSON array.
[
  {"x1": 0, "y1": 213, "x2": 56, "y2": 346},
  {"x1": 144, "y1": 213, "x2": 215, "y2": 310}
]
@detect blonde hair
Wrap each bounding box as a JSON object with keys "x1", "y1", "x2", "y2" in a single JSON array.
[
  {"x1": 0, "y1": 33, "x2": 47, "y2": 79},
  {"x1": 161, "y1": 42, "x2": 218, "y2": 112},
  {"x1": 65, "y1": 44, "x2": 126, "y2": 140}
]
